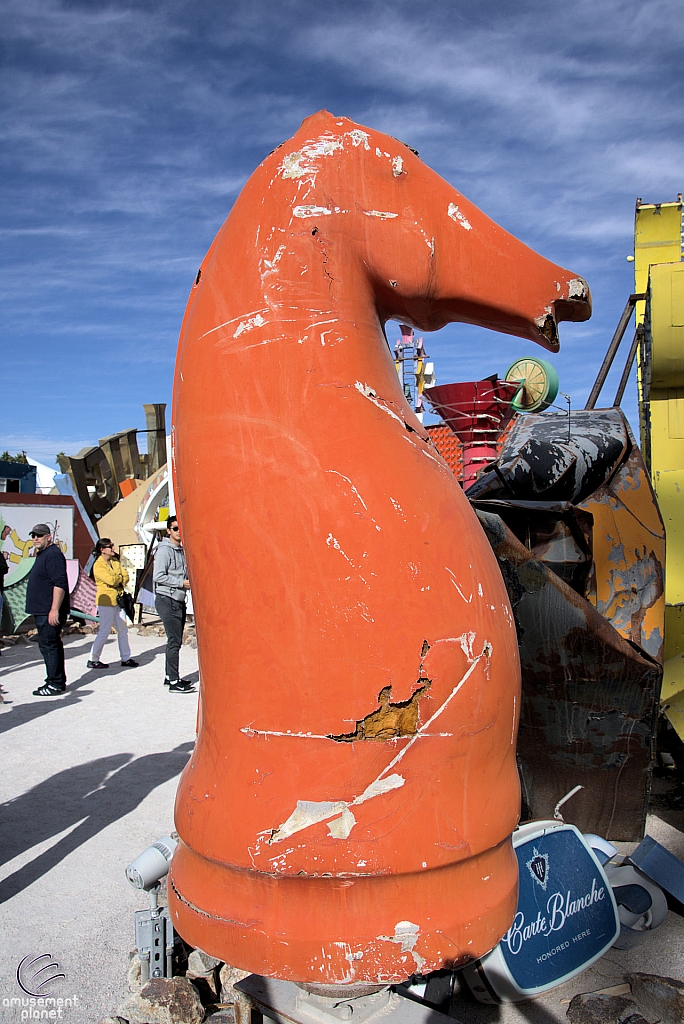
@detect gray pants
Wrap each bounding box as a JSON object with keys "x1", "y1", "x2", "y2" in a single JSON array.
[{"x1": 155, "y1": 594, "x2": 186, "y2": 682}]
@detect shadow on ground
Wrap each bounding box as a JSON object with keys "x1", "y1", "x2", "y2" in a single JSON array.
[
  {"x1": 0, "y1": 741, "x2": 193, "y2": 903},
  {"x1": 0, "y1": 644, "x2": 167, "y2": 736}
]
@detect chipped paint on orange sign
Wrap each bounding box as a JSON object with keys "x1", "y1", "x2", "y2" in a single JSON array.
[{"x1": 169, "y1": 111, "x2": 591, "y2": 984}]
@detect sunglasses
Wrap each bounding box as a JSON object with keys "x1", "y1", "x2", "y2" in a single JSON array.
[
  {"x1": 30, "y1": 532, "x2": 47, "y2": 539},
  {"x1": 168, "y1": 525, "x2": 180, "y2": 531}
]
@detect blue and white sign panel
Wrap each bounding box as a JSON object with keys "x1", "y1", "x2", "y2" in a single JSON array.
[{"x1": 462, "y1": 821, "x2": 620, "y2": 1002}]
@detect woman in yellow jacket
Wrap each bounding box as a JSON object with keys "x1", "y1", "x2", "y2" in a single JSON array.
[{"x1": 87, "y1": 538, "x2": 139, "y2": 669}]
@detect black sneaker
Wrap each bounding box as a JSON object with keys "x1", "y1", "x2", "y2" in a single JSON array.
[
  {"x1": 168, "y1": 680, "x2": 197, "y2": 693},
  {"x1": 87, "y1": 660, "x2": 109, "y2": 669},
  {"x1": 33, "y1": 684, "x2": 66, "y2": 697},
  {"x1": 120, "y1": 659, "x2": 139, "y2": 667}
]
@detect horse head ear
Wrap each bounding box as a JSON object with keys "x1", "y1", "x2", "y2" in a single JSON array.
[{"x1": 299, "y1": 109, "x2": 338, "y2": 132}]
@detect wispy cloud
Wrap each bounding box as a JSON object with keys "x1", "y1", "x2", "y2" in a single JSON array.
[{"x1": 1, "y1": 0, "x2": 681, "y2": 448}]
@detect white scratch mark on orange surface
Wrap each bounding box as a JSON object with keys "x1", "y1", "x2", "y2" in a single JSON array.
[
  {"x1": 198, "y1": 308, "x2": 269, "y2": 342},
  {"x1": 260, "y1": 245, "x2": 286, "y2": 275},
  {"x1": 448, "y1": 203, "x2": 473, "y2": 230},
  {"x1": 355, "y1": 382, "x2": 404, "y2": 426},
  {"x1": 233, "y1": 314, "x2": 267, "y2": 338},
  {"x1": 325, "y1": 470, "x2": 368, "y2": 509},
  {"x1": 445, "y1": 566, "x2": 471, "y2": 603},
  {"x1": 326, "y1": 533, "x2": 355, "y2": 567}
]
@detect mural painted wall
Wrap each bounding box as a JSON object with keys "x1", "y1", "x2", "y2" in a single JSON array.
[{"x1": 0, "y1": 504, "x2": 73, "y2": 569}]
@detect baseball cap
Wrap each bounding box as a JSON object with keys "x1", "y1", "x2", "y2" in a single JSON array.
[{"x1": 30, "y1": 524, "x2": 51, "y2": 537}]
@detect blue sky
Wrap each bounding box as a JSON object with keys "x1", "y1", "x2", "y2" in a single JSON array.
[{"x1": 2, "y1": 0, "x2": 683, "y2": 463}]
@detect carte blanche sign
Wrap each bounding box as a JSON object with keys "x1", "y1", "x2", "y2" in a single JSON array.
[{"x1": 462, "y1": 821, "x2": 619, "y2": 1002}]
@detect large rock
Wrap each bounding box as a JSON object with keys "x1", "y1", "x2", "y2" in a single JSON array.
[
  {"x1": 218, "y1": 965, "x2": 250, "y2": 1005},
  {"x1": 627, "y1": 972, "x2": 684, "y2": 1024},
  {"x1": 119, "y1": 977, "x2": 204, "y2": 1024},
  {"x1": 127, "y1": 955, "x2": 142, "y2": 993},
  {"x1": 186, "y1": 948, "x2": 222, "y2": 1003},
  {"x1": 566, "y1": 992, "x2": 646, "y2": 1024},
  {"x1": 187, "y1": 949, "x2": 221, "y2": 975}
]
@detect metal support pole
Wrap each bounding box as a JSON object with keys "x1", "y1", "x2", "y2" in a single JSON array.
[
  {"x1": 234, "y1": 989, "x2": 253, "y2": 1024},
  {"x1": 613, "y1": 326, "x2": 643, "y2": 408},
  {"x1": 585, "y1": 294, "x2": 645, "y2": 409}
]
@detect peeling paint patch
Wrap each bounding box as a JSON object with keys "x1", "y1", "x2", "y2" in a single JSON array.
[
  {"x1": 266, "y1": 642, "x2": 490, "y2": 846},
  {"x1": 294, "y1": 205, "x2": 333, "y2": 218},
  {"x1": 328, "y1": 808, "x2": 356, "y2": 838},
  {"x1": 270, "y1": 774, "x2": 405, "y2": 844},
  {"x1": 349, "y1": 129, "x2": 371, "y2": 149},
  {"x1": 355, "y1": 381, "x2": 404, "y2": 426},
  {"x1": 330, "y1": 677, "x2": 430, "y2": 742},
  {"x1": 447, "y1": 203, "x2": 472, "y2": 230},
  {"x1": 378, "y1": 921, "x2": 425, "y2": 972},
  {"x1": 363, "y1": 209, "x2": 399, "y2": 219},
  {"x1": 568, "y1": 277, "x2": 589, "y2": 300},
  {"x1": 271, "y1": 800, "x2": 347, "y2": 843},
  {"x1": 392, "y1": 156, "x2": 404, "y2": 176},
  {"x1": 281, "y1": 137, "x2": 343, "y2": 179},
  {"x1": 234, "y1": 314, "x2": 266, "y2": 338}
]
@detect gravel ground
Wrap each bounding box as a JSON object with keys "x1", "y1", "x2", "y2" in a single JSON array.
[{"x1": 1, "y1": 626, "x2": 683, "y2": 1024}]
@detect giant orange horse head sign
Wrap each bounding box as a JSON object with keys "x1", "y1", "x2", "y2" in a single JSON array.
[{"x1": 169, "y1": 111, "x2": 591, "y2": 985}]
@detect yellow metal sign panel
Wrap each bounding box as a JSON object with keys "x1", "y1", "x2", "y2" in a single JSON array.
[
  {"x1": 654, "y1": 467, "x2": 684, "y2": 606},
  {"x1": 634, "y1": 200, "x2": 683, "y2": 304},
  {"x1": 649, "y1": 391, "x2": 684, "y2": 471},
  {"x1": 662, "y1": 650, "x2": 684, "y2": 740},
  {"x1": 650, "y1": 263, "x2": 684, "y2": 385}
]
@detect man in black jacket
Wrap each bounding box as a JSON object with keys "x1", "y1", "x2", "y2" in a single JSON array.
[{"x1": 25, "y1": 523, "x2": 69, "y2": 696}]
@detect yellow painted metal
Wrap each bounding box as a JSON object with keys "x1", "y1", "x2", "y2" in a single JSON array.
[
  {"x1": 662, "y1": 651, "x2": 684, "y2": 739},
  {"x1": 650, "y1": 263, "x2": 684, "y2": 386},
  {"x1": 580, "y1": 450, "x2": 665, "y2": 663},
  {"x1": 634, "y1": 200, "x2": 683, "y2": 324},
  {"x1": 635, "y1": 198, "x2": 684, "y2": 736},
  {"x1": 654, "y1": 467, "x2": 684, "y2": 605}
]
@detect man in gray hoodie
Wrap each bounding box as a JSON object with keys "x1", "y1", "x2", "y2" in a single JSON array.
[{"x1": 153, "y1": 516, "x2": 195, "y2": 693}]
